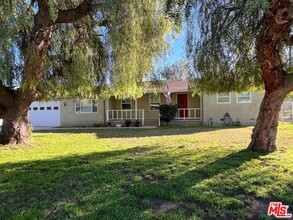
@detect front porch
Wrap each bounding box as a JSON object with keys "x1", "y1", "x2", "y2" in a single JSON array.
[
  {"x1": 106, "y1": 93, "x2": 202, "y2": 126},
  {"x1": 106, "y1": 109, "x2": 145, "y2": 126},
  {"x1": 175, "y1": 108, "x2": 201, "y2": 120},
  {"x1": 106, "y1": 108, "x2": 201, "y2": 126}
]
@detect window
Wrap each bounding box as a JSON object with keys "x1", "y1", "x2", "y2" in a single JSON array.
[
  {"x1": 33, "y1": 107, "x2": 38, "y2": 110},
  {"x1": 75, "y1": 99, "x2": 98, "y2": 113},
  {"x1": 217, "y1": 93, "x2": 231, "y2": 104},
  {"x1": 121, "y1": 98, "x2": 131, "y2": 110},
  {"x1": 149, "y1": 94, "x2": 160, "y2": 110},
  {"x1": 53, "y1": 106, "x2": 59, "y2": 110},
  {"x1": 29, "y1": 107, "x2": 31, "y2": 110},
  {"x1": 40, "y1": 107, "x2": 45, "y2": 110},
  {"x1": 237, "y1": 92, "x2": 251, "y2": 103},
  {"x1": 47, "y1": 107, "x2": 52, "y2": 110}
]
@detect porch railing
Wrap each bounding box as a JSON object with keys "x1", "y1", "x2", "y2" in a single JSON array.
[
  {"x1": 106, "y1": 109, "x2": 144, "y2": 125},
  {"x1": 175, "y1": 108, "x2": 201, "y2": 120}
]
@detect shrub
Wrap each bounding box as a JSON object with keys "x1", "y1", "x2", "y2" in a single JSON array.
[
  {"x1": 159, "y1": 104, "x2": 178, "y2": 125},
  {"x1": 125, "y1": 119, "x2": 132, "y2": 127},
  {"x1": 134, "y1": 120, "x2": 140, "y2": 127},
  {"x1": 93, "y1": 122, "x2": 105, "y2": 127}
]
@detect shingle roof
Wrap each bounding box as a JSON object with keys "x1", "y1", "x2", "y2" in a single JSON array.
[
  {"x1": 165, "y1": 79, "x2": 190, "y2": 92},
  {"x1": 145, "y1": 79, "x2": 190, "y2": 93}
]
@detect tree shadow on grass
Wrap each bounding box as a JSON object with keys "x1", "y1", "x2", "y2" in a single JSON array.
[
  {"x1": 93, "y1": 126, "x2": 244, "y2": 139},
  {"x1": 33, "y1": 126, "x2": 244, "y2": 139},
  {"x1": 0, "y1": 146, "x2": 286, "y2": 219}
]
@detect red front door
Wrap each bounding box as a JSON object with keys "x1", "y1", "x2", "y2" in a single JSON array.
[{"x1": 177, "y1": 94, "x2": 188, "y2": 117}]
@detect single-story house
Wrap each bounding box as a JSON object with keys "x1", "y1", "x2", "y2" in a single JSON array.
[{"x1": 27, "y1": 80, "x2": 264, "y2": 127}]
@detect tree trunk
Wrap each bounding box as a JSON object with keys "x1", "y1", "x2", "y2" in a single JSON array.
[
  {"x1": 248, "y1": 89, "x2": 288, "y2": 153},
  {"x1": 0, "y1": 6, "x2": 52, "y2": 145},
  {"x1": 0, "y1": 108, "x2": 31, "y2": 145},
  {"x1": 248, "y1": 0, "x2": 293, "y2": 153}
]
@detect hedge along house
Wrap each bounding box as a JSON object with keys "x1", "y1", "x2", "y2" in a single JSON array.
[{"x1": 27, "y1": 80, "x2": 264, "y2": 127}]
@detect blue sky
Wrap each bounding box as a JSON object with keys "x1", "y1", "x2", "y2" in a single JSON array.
[{"x1": 159, "y1": 29, "x2": 186, "y2": 67}]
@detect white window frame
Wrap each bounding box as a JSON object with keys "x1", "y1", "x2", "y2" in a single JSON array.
[
  {"x1": 121, "y1": 98, "x2": 131, "y2": 110},
  {"x1": 149, "y1": 93, "x2": 161, "y2": 111},
  {"x1": 237, "y1": 92, "x2": 251, "y2": 103},
  {"x1": 75, "y1": 99, "x2": 98, "y2": 114},
  {"x1": 217, "y1": 92, "x2": 231, "y2": 104}
]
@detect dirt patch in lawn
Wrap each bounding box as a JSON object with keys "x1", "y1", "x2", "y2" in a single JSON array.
[
  {"x1": 247, "y1": 197, "x2": 269, "y2": 219},
  {"x1": 142, "y1": 175, "x2": 166, "y2": 184},
  {"x1": 127, "y1": 147, "x2": 150, "y2": 157},
  {"x1": 151, "y1": 198, "x2": 181, "y2": 214}
]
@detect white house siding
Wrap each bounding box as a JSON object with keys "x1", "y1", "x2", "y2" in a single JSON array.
[
  {"x1": 60, "y1": 99, "x2": 105, "y2": 127},
  {"x1": 202, "y1": 92, "x2": 264, "y2": 126}
]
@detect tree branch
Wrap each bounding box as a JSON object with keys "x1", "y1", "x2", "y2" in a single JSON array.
[
  {"x1": 37, "y1": 0, "x2": 48, "y2": 11},
  {"x1": 0, "y1": 81, "x2": 18, "y2": 107},
  {"x1": 55, "y1": 0, "x2": 96, "y2": 24}
]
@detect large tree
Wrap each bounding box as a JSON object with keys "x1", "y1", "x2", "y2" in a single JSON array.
[
  {"x1": 160, "y1": 60, "x2": 190, "y2": 80},
  {"x1": 180, "y1": 0, "x2": 293, "y2": 153},
  {"x1": 0, "y1": 0, "x2": 173, "y2": 145}
]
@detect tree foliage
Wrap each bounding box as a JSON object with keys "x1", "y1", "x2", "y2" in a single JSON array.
[
  {"x1": 0, "y1": 0, "x2": 174, "y2": 100},
  {"x1": 158, "y1": 59, "x2": 191, "y2": 80},
  {"x1": 174, "y1": 0, "x2": 293, "y2": 153},
  {"x1": 182, "y1": 0, "x2": 292, "y2": 94}
]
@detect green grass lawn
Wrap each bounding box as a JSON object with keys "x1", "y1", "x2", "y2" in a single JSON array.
[{"x1": 0, "y1": 125, "x2": 293, "y2": 219}]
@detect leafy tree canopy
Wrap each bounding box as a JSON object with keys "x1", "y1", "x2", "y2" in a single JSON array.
[
  {"x1": 0, "y1": 0, "x2": 175, "y2": 100},
  {"x1": 174, "y1": 0, "x2": 293, "y2": 153},
  {"x1": 171, "y1": 0, "x2": 293, "y2": 94},
  {"x1": 158, "y1": 59, "x2": 191, "y2": 80}
]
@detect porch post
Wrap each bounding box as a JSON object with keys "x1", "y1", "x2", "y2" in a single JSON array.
[
  {"x1": 184, "y1": 109, "x2": 186, "y2": 120},
  {"x1": 142, "y1": 110, "x2": 144, "y2": 126},
  {"x1": 135, "y1": 99, "x2": 138, "y2": 120},
  {"x1": 291, "y1": 101, "x2": 293, "y2": 120},
  {"x1": 200, "y1": 95, "x2": 203, "y2": 122},
  {"x1": 158, "y1": 112, "x2": 160, "y2": 127},
  {"x1": 105, "y1": 99, "x2": 109, "y2": 124}
]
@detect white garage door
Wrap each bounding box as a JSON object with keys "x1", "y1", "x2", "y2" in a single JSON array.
[{"x1": 29, "y1": 101, "x2": 61, "y2": 127}]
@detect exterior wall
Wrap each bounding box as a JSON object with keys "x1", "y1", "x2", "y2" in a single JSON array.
[
  {"x1": 58, "y1": 92, "x2": 263, "y2": 127},
  {"x1": 108, "y1": 97, "x2": 136, "y2": 110},
  {"x1": 137, "y1": 94, "x2": 160, "y2": 126},
  {"x1": 188, "y1": 94, "x2": 201, "y2": 108},
  {"x1": 35, "y1": 91, "x2": 263, "y2": 127},
  {"x1": 108, "y1": 97, "x2": 120, "y2": 110},
  {"x1": 60, "y1": 99, "x2": 105, "y2": 127},
  {"x1": 202, "y1": 92, "x2": 264, "y2": 126}
]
